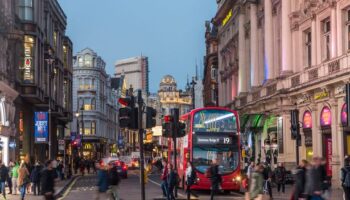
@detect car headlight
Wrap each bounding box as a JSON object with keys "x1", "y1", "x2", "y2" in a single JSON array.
[{"x1": 234, "y1": 176, "x2": 241, "y2": 182}]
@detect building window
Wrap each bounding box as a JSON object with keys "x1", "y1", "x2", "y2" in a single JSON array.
[
  {"x1": 91, "y1": 121, "x2": 96, "y2": 135},
  {"x1": 91, "y1": 78, "x2": 95, "y2": 89},
  {"x1": 17, "y1": 0, "x2": 33, "y2": 21},
  {"x1": 22, "y1": 35, "x2": 35, "y2": 83},
  {"x1": 211, "y1": 66, "x2": 217, "y2": 81},
  {"x1": 84, "y1": 54, "x2": 92, "y2": 67},
  {"x1": 63, "y1": 45, "x2": 68, "y2": 69},
  {"x1": 304, "y1": 29, "x2": 312, "y2": 67},
  {"x1": 91, "y1": 98, "x2": 96, "y2": 110},
  {"x1": 322, "y1": 18, "x2": 331, "y2": 61},
  {"x1": 345, "y1": 9, "x2": 350, "y2": 52},
  {"x1": 78, "y1": 57, "x2": 83, "y2": 67},
  {"x1": 63, "y1": 80, "x2": 68, "y2": 109},
  {"x1": 53, "y1": 31, "x2": 57, "y2": 50},
  {"x1": 83, "y1": 121, "x2": 91, "y2": 135}
]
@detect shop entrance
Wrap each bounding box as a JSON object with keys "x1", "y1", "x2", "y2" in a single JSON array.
[{"x1": 322, "y1": 132, "x2": 332, "y2": 177}]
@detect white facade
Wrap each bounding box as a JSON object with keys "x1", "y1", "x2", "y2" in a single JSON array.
[
  {"x1": 115, "y1": 56, "x2": 149, "y2": 94},
  {"x1": 214, "y1": 0, "x2": 350, "y2": 187}
]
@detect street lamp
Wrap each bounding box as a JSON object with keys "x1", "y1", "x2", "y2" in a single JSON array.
[
  {"x1": 190, "y1": 77, "x2": 197, "y2": 110},
  {"x1": 45, "y1": 49, "x2": 55, "y2": 160}
]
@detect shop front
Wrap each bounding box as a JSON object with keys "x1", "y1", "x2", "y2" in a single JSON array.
[
  {"x1": 302, "y1": 111, "x2": 313, "y2": 161},
  {"x1": 320, "y1": 106, "x2": 332, "y2": 177},
  {"x1": 262, "y1": 115, "x2": 279, "y2": 167}
]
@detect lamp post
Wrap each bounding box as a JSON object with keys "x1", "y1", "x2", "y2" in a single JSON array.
[
  {"x1": 45, "y1": 50, "x2": 55, "y2": 160},
  {"x1": 190, "y1": 77, "x2": 197, "y2": 110}
]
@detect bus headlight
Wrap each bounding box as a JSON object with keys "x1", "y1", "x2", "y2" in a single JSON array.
[{"x1": 234, "y1": 176, "x2": 241, "y2": 182}]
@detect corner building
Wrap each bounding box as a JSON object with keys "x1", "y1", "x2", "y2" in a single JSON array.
[{"x1": 214, "y1": 0, "x2": 350, "y2": 186}]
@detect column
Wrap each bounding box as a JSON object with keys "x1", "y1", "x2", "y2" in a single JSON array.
[
  {"x1": 336, "y1": 4, "x2": 343, "y2": 56},
  {"x1": 264, "y1": 0, "x2": 274, "y2": 80},
  {"x1": 330, "y1": 99, "x2": 340, "y2": 187},
  {"x1": 330, "y1": 5, "x2": 337, "y2": 58},
  {"x1": 250, "y1": 3, "x2": 259, "y2": 87},
  {"x1": 238, "y1": 11, "x2": 247, "y2": 94},
  {"x1": 281, "y1": 0, "x2": 292, "y2": 74}
]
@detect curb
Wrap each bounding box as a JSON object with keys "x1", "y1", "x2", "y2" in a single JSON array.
[{"x1": 54, "y1": 175, "x2": 79, "y2": 199}]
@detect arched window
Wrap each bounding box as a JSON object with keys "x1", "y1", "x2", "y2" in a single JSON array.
[
  {"x1": 84, "y1": 54, "x2": 92, "y2": 67},
  {"x1": 78, "y1": 57, "x2": 83, "y2": 67}
]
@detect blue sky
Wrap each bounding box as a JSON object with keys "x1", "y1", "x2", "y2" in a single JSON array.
[{"x1": 59, "y1": 0, "x2": 217, "y2": 93}]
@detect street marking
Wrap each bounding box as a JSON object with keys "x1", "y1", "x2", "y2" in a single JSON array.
[{"x1": 57, "y1": 176, "x2": 80, "y2": 200}]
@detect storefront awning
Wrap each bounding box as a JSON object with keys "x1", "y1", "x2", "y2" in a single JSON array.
[
  {"x1": 244, "y1": 114, "x2": 266, "y2": 130},
  {"x1": 240, "y1": 114, "x2": 250, "y2": 130}
]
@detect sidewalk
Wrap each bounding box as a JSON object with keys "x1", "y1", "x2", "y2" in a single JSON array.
[{"x1": 2, "y1": 176, "x2": 76, "y2": 200}]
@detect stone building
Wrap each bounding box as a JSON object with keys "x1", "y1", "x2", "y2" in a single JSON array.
[
  {"x1": 73, "y1": 48, "x2": 117, "y2": 159},
  {"x1": 0, "y1": 0, "x2": 74, "y2": 162},
  {"x1": 213, "y1": 0, "x2": 350, "y2": 186},
  {"x1": 203, "y1": 21, "x2": 219, "y2": 107}
]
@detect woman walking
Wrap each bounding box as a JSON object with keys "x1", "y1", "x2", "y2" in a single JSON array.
[
  {"x1": 185, "y1": 161, "x2": 196, "y2": 200},
  {"x1": 17, "y1": 162, "x2": 30, "y2": 200}
]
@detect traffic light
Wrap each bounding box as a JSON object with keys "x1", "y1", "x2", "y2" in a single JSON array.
[
  {"x1": 290, "y1": 109, "x2": 300, "y2": 139},
  {"x1": 162, "y1": 115, "x2": 173, "y2": 137},
  {"x1": 177, "y1": 121, "x2": 186, "y2": 137},
  {"x1": 146, "y1": 107, "x2": 157, "y2": 128},
  {"x1": 118, "y1": 96, "x2": 138, "y2": 129}
]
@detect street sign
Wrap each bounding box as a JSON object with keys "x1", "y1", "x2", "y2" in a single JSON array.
[{"x1": 58, "y1": 139, "x2": 65, "y2": 151}]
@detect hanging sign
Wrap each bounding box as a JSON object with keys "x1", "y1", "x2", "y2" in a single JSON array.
[
  {"x1": 303, "y1": 111, "x2": 312, "y2": 129},
  {"x1": 34, "y1": 112, "x2": 48, "y2": 143},
  {"x1": 320, "y1": 107, "x2": 331, "y2": 127}
]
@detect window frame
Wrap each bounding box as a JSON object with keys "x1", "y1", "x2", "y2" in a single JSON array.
[
  {"x1": 303, "y1": 29, "x2": 312, "y2": 68},
  {"x1": 321, "y1": 18, "x2": 331, "y2": 61}
]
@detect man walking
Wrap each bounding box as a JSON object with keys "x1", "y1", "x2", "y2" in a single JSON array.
[
  {"x1": 208, "y1": 159, "x2": 221, "y2": 200},
  {"x1": 160, "y1": 160, "x2": 168, "y2": 198},
  {"x1": 41, "y1": 160, "x2": 56, "y2": 200},
  {"x1": 341, "y1": 158, "x2": 350, "y2": 200},
  {"x1": 166, "y1": 163, "x2": 177, "y2": 200},
  {"x1": 274, "y1": 162, "x2": 286, "y2": 193},
  {"x1": 11, "y1": 161, "x2": 19, "y2": 195},
  {"x1": 0, "y1": 161, "x2": 8, "y2": 199}
]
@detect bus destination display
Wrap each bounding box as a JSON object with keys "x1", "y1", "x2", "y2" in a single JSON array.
[{"x1": 195, "y1": 135, "x2": 232, "y2": 145}]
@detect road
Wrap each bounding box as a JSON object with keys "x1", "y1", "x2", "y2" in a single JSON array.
[{"x1": 61, "y1": 170, "x2": 245, "y2": 200}]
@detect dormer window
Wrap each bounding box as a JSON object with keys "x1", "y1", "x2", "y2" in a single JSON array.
[
  {"x1": 84, "y1": 54, "x2": 92, "y2": 67},
  {"x1": 78, "y1": 57, "x2": 83, "y2": 66}
]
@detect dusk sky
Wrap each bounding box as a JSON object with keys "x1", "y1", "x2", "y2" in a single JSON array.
[{"x1": 59, "y1": 0, "x2": 217, "y2": 93}]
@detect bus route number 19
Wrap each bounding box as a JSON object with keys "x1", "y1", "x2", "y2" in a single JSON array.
[{"x1": 223, "y1": 137, "x2": 231, "y2": 144}]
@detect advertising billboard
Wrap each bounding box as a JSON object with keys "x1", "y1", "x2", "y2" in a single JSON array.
[{"x1": 34, "y1": 112, "x2": 48, "y2": 143}]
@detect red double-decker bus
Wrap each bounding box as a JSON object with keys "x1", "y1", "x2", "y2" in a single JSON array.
[{"x1": 168, "y1": 107, "x2": 241, "y2": 192}]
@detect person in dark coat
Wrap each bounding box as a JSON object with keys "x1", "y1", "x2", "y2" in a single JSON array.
[
  {"x1": 262, "y1": 163, "x2": 273, "y2": 200},
  {"x1": 160, "y1": 160, "x2": 168, "y2": 197},
  {"x1": 209, "y1": 159, "x2": 222, "y2": 200},
  {"x1": 0, "y1": 161, "x2": 9, "y2": 199},
  {"x1": 274, "y1": 162, "x2": 286, "y2": 193},
  {"x1": 166, "y1": 163, "x2": 177, "y2": 200},
  {"x1": 341, "y1": 157, "x2": 350, "y2": 200},
  {"x1": 30, "y1": 162, "x2": 42, "y2": 195},
  {"x1": 96, "y1": 161, "x2": 109, "y2": 199},
  {"x1": 305, "y1": 157, "x2": 323, "y2": 199},
  {"x1": 41, "y1": 160, "x2": 56, "y2": 200},
  {"x1": 293, "y1": 160, "x2": 308, "y2": 200}
]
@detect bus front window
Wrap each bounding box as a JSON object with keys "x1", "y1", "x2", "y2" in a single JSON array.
[{"x1": 192, "y1": 146, "x2": 239, "y2": 174}]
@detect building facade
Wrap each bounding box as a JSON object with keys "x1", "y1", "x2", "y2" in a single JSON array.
[
  {"x1": 0, "y1": 0, "x2": 74, "y2": 163},
  {"x1": 213, "y1": 0, "x2": 350, "y2": 186},
  {"x1": 73, "y1": 48, "x2": 117, "y2": 159},
  {"x1": 203, "y1": 21, "x2": 219, "y2": 107},
  {"x1": 115, "y1": 56, "x2": 149, "y2": 95}
]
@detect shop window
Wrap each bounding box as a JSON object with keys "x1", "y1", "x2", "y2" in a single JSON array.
[
  {"x1": 321, "y1": 18, "x2": 331, "y2": 61},
  {"x1": 22, "y1": 35, "x2": 35, "y2": 83},
  {"x1": 17, "y1": 0, "x2": 33, "y2": 21}
]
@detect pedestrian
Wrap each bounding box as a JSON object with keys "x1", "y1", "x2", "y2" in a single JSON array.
[
  {"x1": 207, "y1": 158, "x2": 222, "y2": 200},
  {"x1": 274, "y1": 162, "x2": 286, "y2": 193},
  {"x1": 166, "y1": 163, "x2": 177, "y2": 200},
  {"x1": 11, "y1": 161, "x2": 19, "y2": 195},
  {"x1": 341, "y1": 158, "x2": 350, "y2": 200},
  {"x1": 96, "y1": 161, "x2": 109, "y2": 200},
  {"x1": 41, "y1": 160, "x2": 56, "y2": 200},
  {"x1": 185, "y1": 161, "x2": 196, "y2": 200},
  {"x1": 320, "y1": 157, "x2": 330, "y2": 199},
  {"x1": 108, "y1": 163, "x2": 121, "y2": 200},
  {"x1": 17, "y1": 162, "x2": 30, "y2": 200},
  {"x1": 247, "y1": 162, "x2": 255, "y2": 179},
  {"x1": 80, "y1": 159, "x2": 85, "y2": 176},
  {"x1": 0, "y1": 161, "x2": 9, "y2": 199},
  {"x1": 56, "y1": 160, "x2": 64, "y2": 180},
  {"x1": 86, "y1": 159, "x2": 91, "y2": 174},
  {"x1": 305, "y1": 157, "x2": 323, "y2": 200},
  {"x1": 248, "y1": 165, "x2": 264, "y2": 200},
  {"x1": 292, "y1": 159, "x2": 308, "y2": 200},
  {"x1": 30, "y1": 162, "x2": 42, "y2": 195},
  {"x1": 8, "y1": 160, "x2": 14, "y2": 195},
  {"x1": 160, "y1": 159, "x2": 168, "y2": 198},
  {"x1": 92, "y1": 160, "x2": 97, "y2": 174},
  {"x1": 262, "y1": 163, "x2": 273, "y2": 200}
]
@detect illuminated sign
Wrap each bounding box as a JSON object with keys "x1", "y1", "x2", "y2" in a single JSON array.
[
  {"x1": 314, "y1": 91, "x2": 329, "y2": 100},
  {"x1": 342, "y1": 103, "x2": 347, "y2": 126},
  {"x1": 222, "y1": 10, "x2": 233, "y2": 27},
  {"x1": 34, "y1": 112, "x2": 48, "y2": 143},
  {"x1": 195, "y1": 135, "x2": 232, "y2": 145},
  {"x1": 303, "y1": 111, "x2": 312, "y2": 129},
  {"x1": 320, "y1": 107, "x2": 331, "y2": 127}
]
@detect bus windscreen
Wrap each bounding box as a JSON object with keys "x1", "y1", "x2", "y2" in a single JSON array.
[{"x1": 193, "y1": 110, "x2": 237, "y2": 133}]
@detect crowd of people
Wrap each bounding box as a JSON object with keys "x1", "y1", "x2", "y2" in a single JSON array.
[
  {"x1": 73, "y1": 158, "x2": 96, "y2": 176},
  {"x1": 245, "y1": 157, "x2": 332, "y2": 200}
]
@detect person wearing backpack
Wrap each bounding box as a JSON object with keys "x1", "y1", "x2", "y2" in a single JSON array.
[
  {"x1": 341, "y1": 158, "x2": 350, "y2": 200},
  {"x1": 185, "y1": 161, "x2": 196, "y2": 200},
  {"x1": 108, "y1": 165, "x2": 121, "y2": 200}
]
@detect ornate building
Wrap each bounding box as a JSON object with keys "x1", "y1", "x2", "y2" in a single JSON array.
[
  {"x1": 203, "y1": 21, "x2": 219, "y2": 107},
  {"x1": 73, "y1": 48, "x2": 117, "y2": 159},
  {"x1": 213, "y1": 0, "x2": 350, "y2": 186}
]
